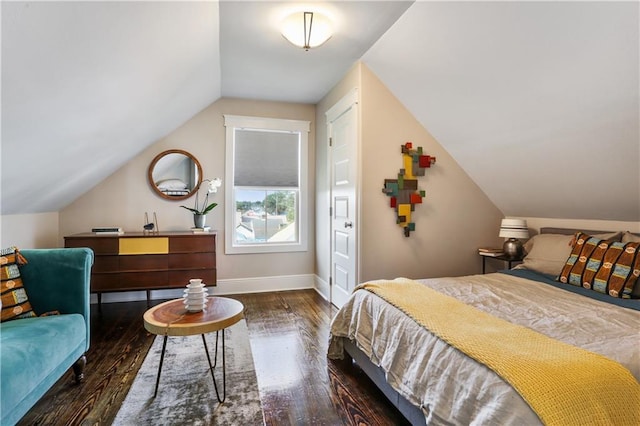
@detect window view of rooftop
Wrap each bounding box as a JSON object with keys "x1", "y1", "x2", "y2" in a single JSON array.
[{"x1": 235, "y1": 189, "x2": 297, "y2": 244}]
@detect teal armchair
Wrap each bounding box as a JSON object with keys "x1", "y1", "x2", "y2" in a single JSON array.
[{"x1": 0, "y1": 247, "x2": 93, "y2": 426}]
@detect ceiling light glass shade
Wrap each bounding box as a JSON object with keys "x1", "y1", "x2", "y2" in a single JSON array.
[{"x1": 281, "y1": 11, "x2": 332, "y2": 51}]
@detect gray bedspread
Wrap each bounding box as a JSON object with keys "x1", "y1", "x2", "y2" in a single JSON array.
[{"x1": 328, "y1": 272, "x2": 640, "y2": 425}]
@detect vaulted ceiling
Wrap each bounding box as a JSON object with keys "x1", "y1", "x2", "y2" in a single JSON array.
[{"x1": 2, "y1": 1, "x2": 638, "y2": 221}]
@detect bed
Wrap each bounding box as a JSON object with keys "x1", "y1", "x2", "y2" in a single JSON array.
[{"x1": 328, "y1": 228, "x2": 640, "y2": 425}]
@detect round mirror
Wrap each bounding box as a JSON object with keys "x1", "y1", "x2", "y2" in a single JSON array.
[{"x1": 148, "y1": 149, "x2": 203, "y2": 200}]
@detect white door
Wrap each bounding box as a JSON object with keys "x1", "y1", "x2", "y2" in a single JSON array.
[{"x1": 327, "y1": 90, "x2": 358, "y2": 309}]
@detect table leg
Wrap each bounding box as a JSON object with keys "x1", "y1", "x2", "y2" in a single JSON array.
[
  {"x1": 153, "y1": 335, "x2": 168, "y2": 398},
  {"x1": 202, "y1": 330, "x2": 226, "y2": 403}
]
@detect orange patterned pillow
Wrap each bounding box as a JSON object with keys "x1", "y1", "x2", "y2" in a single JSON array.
[
  {"x1": 0, "y1": 246, "x2": 36, "y2": 321},
  {"x1": 558, "y1": 233, "x2": 640, "y2": 298}
]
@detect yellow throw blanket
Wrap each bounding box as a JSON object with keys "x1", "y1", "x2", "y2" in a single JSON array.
[{"x1": 358, "y1": 278, "x2": 640, "y2": 426}]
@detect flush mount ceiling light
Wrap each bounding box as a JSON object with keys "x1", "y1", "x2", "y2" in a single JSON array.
[{"x1": 281, "y1": 11, "x2": 332, "y2": 51}]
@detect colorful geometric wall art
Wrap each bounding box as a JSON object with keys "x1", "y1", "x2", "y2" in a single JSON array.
[{"x1": 382, "y1": 142, "x2": 436, "y2": 237}]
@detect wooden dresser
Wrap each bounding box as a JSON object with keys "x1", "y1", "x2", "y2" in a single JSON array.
[{"x1": 64, "y1": 232, "x2": 216, "y2": 304}]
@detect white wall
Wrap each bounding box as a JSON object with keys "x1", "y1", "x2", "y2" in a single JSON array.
[
  {"x1": 59, "y1": 97, "x2": 316, "y2": 293},
  {"x1": 358, "y1": 64, "x2": 504, "y2": 281},
  {"x1": 314, "y1": 63, "x2": 505, "y2": 300},
  {"x1": 0, "y1": 212, "x2": 59, "y2": 249}
]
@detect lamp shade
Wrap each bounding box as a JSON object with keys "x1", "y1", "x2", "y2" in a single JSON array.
[
  {"x1": 281, "y1": 11, "x2": 332, "y2": 50},
  {"x1": 499, "y1": 218, "x2": 529, "y2": 239}
]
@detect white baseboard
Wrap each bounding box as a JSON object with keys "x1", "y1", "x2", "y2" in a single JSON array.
[
  {"x1": 214, "y1": 274, "x2": 315, "y2": 295},
  {"x1": 91, "y1": 274, "x2": 316, "y2": 304},
  {"x1": 314, "y1": 275, "x2": 330, "y2": 301}
]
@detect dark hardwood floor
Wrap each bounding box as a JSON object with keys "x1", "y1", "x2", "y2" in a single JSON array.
[{"x1": 18, "y1": 290, "x2": 410, "y2": 425}]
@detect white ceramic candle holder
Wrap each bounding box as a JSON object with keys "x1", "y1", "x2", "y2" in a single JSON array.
[{"x1": 183, "y1": 279, "x2": 208, "y2": 312}]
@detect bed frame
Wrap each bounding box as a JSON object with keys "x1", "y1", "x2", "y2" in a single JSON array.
[{"x1": 343, "y1": 339, "x2": 426, "y2": 425}]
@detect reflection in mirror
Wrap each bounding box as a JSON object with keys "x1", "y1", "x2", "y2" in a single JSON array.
[
  {"x1": 148, "y1": 150, "x2": 202, "y2": 200},
  {"x1": 154, "y1": 154, "x2": 196, "y2": 195}
]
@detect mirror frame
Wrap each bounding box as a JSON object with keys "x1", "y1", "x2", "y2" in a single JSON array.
[{"x1": 148, "y1": 149, "x2": 203, "y2": 201}]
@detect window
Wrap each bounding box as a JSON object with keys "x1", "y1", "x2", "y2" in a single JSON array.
[{"x1": 224, "y1": 115, "x2": 310, "y2": 254}]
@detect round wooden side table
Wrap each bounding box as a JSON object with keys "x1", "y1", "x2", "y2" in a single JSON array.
[{"x1": 143, "y1": 296, "x2": 244, "y2": 401}]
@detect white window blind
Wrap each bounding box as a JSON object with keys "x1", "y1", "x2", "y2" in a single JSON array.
[{"x1": 233, "y1": 130, "x2": 299, "y2": 187}]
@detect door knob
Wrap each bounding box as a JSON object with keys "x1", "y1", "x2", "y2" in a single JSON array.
[{"x1": 344, "y1": 221, "x2": 353, "y2": 228}]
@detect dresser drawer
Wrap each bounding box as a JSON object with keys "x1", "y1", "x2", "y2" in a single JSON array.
[
  {"x1": 119, "y1": 254, "x2": 168, "y2": 271},
  {"x1": 119, "y1": 237, "x2": 169, "y2": 255},
  {"x1": 90, "y1": 273, "x2": 119, "y2": 291},
  {"x1": 66, "y1": 237, "x2": 119, "y2": 254},
  {"x1": 93, "y1": 256, "x2": 119, "y2": 273},
  {"x1": 170, "y1": 235, "x2": 215, "y2": 253},
  {"x1": 119, "y1": 271, "x2": 169, "y2": 289},
  {"x1": 168, "y1": 253, "x2": 215, "y2": 269}
]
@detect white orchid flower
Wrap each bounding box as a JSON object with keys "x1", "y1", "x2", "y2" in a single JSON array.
[
  {"x1": 207, "y1": 177, "x2": 222, "y2": 193},
  {"x1": 180, "y1": 177, "x2": 222, "y2": 215}
]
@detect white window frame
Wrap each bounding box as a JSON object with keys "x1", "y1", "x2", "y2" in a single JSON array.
[{"x1": 224, "y1": 114, "x2": 310, "y2": 254}]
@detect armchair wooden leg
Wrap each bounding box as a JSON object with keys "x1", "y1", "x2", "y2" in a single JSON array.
[{"x1": 72, "y1": 354, "x2": 87, "y2": 384}]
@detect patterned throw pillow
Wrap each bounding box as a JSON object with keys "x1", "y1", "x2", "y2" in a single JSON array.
[
  {"x1": 0, "y1": 246, "x2": 36, "y2": 321},
  {"x1": 558, "y1": 233, "x2": 640, "y2": 298}
]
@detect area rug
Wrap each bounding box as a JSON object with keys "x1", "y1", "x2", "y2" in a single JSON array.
[{"x1": 113, "y1": 319, "x2": 264, "y2": 425}]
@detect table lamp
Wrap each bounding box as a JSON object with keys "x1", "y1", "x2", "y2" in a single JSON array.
[{"x1": 499, "y1": 218, "x2": 529, "y2": 259}]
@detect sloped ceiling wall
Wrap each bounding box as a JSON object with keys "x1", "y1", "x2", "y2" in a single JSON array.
[
  {"x1": 2, "y1": 1, "x2": 638, "y2": 222},
  {"x1": 1, "y1": 0, "x2": 411, "y2": 215},
  {"x1": 1, "y1": 1, "x2": 221, "y2": 214},
  {"x1": 363, "y1": 1, "x2": 639, "y2": 221}
]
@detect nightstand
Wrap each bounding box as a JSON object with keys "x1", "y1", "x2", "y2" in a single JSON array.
[{"x1": 481, "y1": 253, "x2": 524, "y2": 274}]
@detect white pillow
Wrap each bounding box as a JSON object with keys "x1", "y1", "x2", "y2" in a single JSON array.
[
  {"x1": 515, "y1": 234, "x2": 575, "y2": 276},
  {"x1": 155, "y1": 179, "x2": 187, "y2": 190}
]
